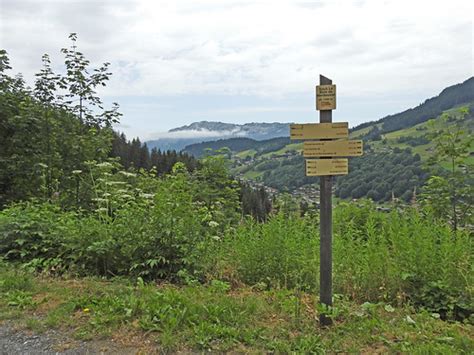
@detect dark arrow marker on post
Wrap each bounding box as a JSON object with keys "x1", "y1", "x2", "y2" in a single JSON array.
[{"x1": 319, "y1": 74, "x2": 333, "y2": 326}]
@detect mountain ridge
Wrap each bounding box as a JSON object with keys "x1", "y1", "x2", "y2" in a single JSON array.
[{"x1": 146, "y1": 121, "x2": 290, "y2": 151}]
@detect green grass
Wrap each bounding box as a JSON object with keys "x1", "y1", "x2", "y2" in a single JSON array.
[
  {"x1": 243, "y1": 169, "x2": 263, "y2": 179},
  {"x1": 235, "y1": 149, "x2": 256, "y2": 158},
  {"x1": 1, "y1": 265, "x2": 472, "y2": 353},
  {"x1": 350, "y1": 123, "x2": 381, "y2": 139},
  {"x1": 378, "y1": 105, "x2": 472, "y2": 150},
  {"x1": 260, "y1": 142, "x2": 303, "y2": 158}
]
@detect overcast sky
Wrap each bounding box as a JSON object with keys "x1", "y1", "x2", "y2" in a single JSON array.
[{"x1": 1, "y1": 0, "x2": 473, "y2": 140}]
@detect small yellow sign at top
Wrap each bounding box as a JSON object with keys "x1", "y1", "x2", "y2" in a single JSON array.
[{"x1": 316, "y1": 84, "x2": 336, "y2": 110}]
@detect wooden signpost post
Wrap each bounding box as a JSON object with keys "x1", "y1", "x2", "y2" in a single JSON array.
[{"x1": 290, "y1": 75, "x2": 363, "y2": 326}]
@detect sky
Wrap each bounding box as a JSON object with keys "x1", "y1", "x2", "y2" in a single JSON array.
[{"x1": 1, "y1": 0, "x2": 473, "y2": 140}]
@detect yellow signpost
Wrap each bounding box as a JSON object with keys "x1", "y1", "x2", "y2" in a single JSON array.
[
  {"x1": 316, "y1": 84, "x2": 336, "y2": 110},
  {"x1": 290, "y1": 75, "x2": 364, "y2": 327},
  {"x1": 306, "y1": 158, "x2": 348, "y2": 176},
  {"x1": 290, "y1": 122, "x2": 348, "y2": 139},
  {"x1": 303, "y1": 140, "x2": 363, "y2": 157}
]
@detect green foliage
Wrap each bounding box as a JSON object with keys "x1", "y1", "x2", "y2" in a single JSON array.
[
  {"x1": 239, "y1": 183, "x2": 272, "y2": 222},
  {"x1": 111, "y1": 132, "x2": 198, "y2": 173},
  {"x1": 261, "y1": 155, "x2": 317, "y2": 191},
  {"x1": 0, "y1": 158, "x2": 239, "y2": 280},
  {"x1": 5, "y1": 290, "x2": 36, "y2": 309},
  {"x1": 192, "y1": 154, "x2": 241, "y2": 225},
  {"x1": 410, "y1": 280, "x2": 473, "y2": 321},
  {"x1": 215, "y1": 213, "x2": 319, "y2": 290},
  {"x1": 362, "y1": 125, "x2": 382, "y2": 141},
  {"x1": 335, "y1": 149, "x2": 427, "y2": 202},
  {"x1": 421, "y1": 110, "x2": 474, "y2": 230},
  {"x1": 396, "y1": 134, "x2": 430, "y2": 146},
  {"x1": 0, "y1": 37, "x2": 118, "y2": 208},
  {"x1": 332, "y1": 201, "x2": 472, "y2": 320},
  {"x1": 59, "y1": 33, "x2": 121, "y2": 127}
]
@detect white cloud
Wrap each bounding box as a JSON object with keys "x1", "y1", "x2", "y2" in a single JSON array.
[
  {"x1": 147, "y1": 128, "x2": 247, "y2": 140},
  {"x1": 1, "y1": 0, "x2": 472, "y2": 99},
  {"x1": 1, "y1": 0, "x2": 472, "y2": 140},
  {"x1": 202, "y1": 106, "x2": 309, "y2": 115}
]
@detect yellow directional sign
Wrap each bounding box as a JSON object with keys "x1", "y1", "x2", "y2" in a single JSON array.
[
  {"x1": 304, "y1": 140, "x2": 363, "y2": 157},
  {"x1": 290, "y1": 122, "x2": 348, "y2": 140},
  {"x1": 316, "y1": 84, "x2": 336, "y2": 110},
  {"x1": 306, "y1": 159, "x2": 348, "y2": 176}
]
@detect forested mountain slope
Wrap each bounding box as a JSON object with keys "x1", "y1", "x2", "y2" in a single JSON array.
[
  {"x1": 352, "y1": 77, "x2": 474, "y2": 137},
  {"x1": 235, "y1": 104, "x2": 472, "y2": 201}
]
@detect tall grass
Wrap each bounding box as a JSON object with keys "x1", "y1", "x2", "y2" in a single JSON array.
[
  {"x1": 214, "y1": 214, "x2": 319, "y2": 290},
  {"x1": 209, "y1": 201, "x2": 472, "y2": 318},
  {"x1": 333, "y1": 203, "x2": 471, "y2": 307}
]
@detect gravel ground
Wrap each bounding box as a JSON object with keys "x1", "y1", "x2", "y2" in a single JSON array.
[{"x1": 0, "y1": 322, "x2": 140, "y2": 355}]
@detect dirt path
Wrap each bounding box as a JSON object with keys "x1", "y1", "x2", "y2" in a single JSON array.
[{"x1": 0, "y1": 322, "x2": 139, "y2": 354}]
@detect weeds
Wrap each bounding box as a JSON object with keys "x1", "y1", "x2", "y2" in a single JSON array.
[
  {"x1": 208, "y1": 202, "x2": 472, "y2": 320},
  {"x1": 0, "y1": 267, "x2": 471, "y2": 352}
]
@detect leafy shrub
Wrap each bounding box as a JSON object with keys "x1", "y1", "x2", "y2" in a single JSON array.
[
  {"x1": 409, "y1": 280, "x2": 473, "y2": 321},
  {"x1": 0, "y1": 202, "x2": 67, "y2": 266},
  {"x1": 0, "y1": 160, "x2": 239, "y2": 280}
]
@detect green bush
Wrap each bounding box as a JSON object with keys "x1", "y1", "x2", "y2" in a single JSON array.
[
  {"x1": 0, "y1": 202, "x2": 67, "y2": 267},
  {"x1": 0, "y1": 161, "x2": 239, "y2": 281}
]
